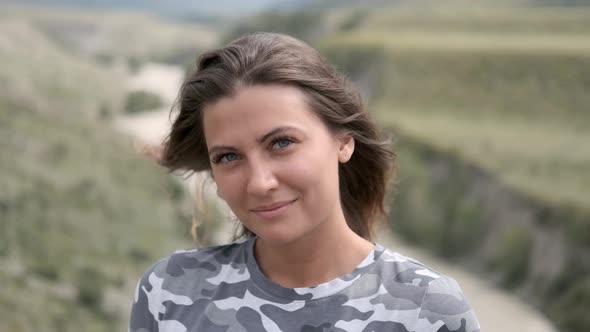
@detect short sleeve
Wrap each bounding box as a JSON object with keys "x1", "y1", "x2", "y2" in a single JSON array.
[
  {"x1": 415, "y1": 276, "x2": 481, "y2": 332},
  {"x1": 128, "y1": 261, "x2": 163, "y2": 332}
]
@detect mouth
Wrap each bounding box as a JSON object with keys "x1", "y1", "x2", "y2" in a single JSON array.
[{"x1": 250, "y1": 199, "x2": 297, "y2": 219}]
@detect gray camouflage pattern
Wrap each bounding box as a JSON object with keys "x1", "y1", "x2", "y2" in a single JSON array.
[{"x1": 129, "y1": 238, "x2": 480, "y2": 332}]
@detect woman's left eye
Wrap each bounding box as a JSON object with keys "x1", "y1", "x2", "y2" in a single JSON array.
[{"x1": 271, "y1": 137, "x2": 294, "y2": 150}]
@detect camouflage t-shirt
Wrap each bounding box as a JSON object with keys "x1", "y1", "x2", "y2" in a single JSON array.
[{"x1": 129, "y1": 237, "x2": 480, "y2": 332}]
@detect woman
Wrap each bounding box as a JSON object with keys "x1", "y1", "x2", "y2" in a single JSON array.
[{"x1": 130, "y1": 32, "x2": 480, "y2": 332}]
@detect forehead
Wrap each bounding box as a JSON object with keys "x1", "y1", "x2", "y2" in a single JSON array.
[{"x1": 202, "y1": 84, "x2": 326, "y2": 144}]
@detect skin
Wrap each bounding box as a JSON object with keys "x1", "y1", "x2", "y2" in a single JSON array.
[{"x1": 203, "y1": 83, "x2": 374, "y2": 288}]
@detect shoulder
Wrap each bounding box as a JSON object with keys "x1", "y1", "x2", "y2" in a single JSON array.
[
  {"x1": 376, "y1": 247, "x2": 444, "y2": 288},
  {"x1": 416, "y1": 275, "x2": 480, "y2": 332},
  {"x1": 129, "y1": 240, "x2": 251, "y2": 330},
  {"x1": 132, "y1": 239, "x2": 249, "y2": 301},
  {"x1": 375, "y1": 247, "x2": 481, "y2": 332}
]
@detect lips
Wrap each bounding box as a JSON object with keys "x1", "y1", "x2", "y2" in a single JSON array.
[
  {"x1": 250, "y1": 199, "x2": 297, "y2": 219},
  {"x1": 251, "y1": 199, "x2": 297, "y2": 212}
]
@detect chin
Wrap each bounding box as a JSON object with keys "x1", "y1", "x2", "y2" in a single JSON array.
[{"x1": 251, "y1": 225, "x2": 306, "y2": 247}]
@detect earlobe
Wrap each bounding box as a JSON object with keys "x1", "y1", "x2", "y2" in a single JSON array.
[{"x1": 338, "y1": 136, "x2": 355, "y2": 163}]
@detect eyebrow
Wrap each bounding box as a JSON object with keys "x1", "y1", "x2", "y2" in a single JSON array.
[
  {"x1": 256, "y1": 126, "x2": 296, "y2": 144},
  {"x1": 208, "y1": 126, "x2": 298, "y2": 155}
]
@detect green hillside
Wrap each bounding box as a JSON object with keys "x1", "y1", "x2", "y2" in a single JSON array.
[
  {"x1": 0, "y1": 19, "x2": 123, "y2": 119},
  {"x1": 318, "y1": 9, "x2": 590, "y2": 212},
  {"x1": 0, "y1": 103, "x2": 193, "y2": 332},
  {"x1": 0, "y1": 9, "x2": 215, "y2": 331},
  {"x1": 0, "y1": 5, "x2": 218, "y2": 65},
  {"x1": 364, "y1": 8, "x2": 590, "y2": 34}
]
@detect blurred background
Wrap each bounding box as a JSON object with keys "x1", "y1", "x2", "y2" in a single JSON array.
[{"x1": 1, "y1": 0, "x2": 589, "y2": 331}]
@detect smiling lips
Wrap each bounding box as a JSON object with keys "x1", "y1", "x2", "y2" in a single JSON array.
[{"x1": 251, "y1": 199, "x2": 297, "y2": 219}]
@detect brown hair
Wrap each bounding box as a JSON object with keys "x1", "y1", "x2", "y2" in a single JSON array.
[{"x1": 160, "y1": 32, "x2": 395, "y2": 242}]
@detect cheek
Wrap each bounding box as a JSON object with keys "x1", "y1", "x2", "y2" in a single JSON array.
[
  {"x1": 214, "y1": 171, "x2": 246, "y2": 207},
  {"x1": 284, "y1": 149, "x2": 340, "y2": 198}
]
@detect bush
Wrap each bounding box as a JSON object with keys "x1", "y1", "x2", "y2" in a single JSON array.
[
  {"x1": 489, "y1": 225, "x2": 533, "y2": 288},
  {"x1": 338, "y1": 9, "x2": 370, "y2": 32},
  {"x1": 127, "y1": 57, "x2": 143, "y2": 74},
  {"x1": 76, "y1": 267, "x2": 104, "y2": 309},
  {"x1": 31, "y1": 262, "x2": 60, "y2": 282},
  {"x1": 222, "y1": 10, "x2": 323, "y2": 44},
  {"x1": 320, "y1": 43, "x2": 387, "y2": 80},
  {"x1": 388, "y1": 138, "x2": 487, "y2": 258},
  {"x1": 545, "y1": 275, "x2": 590, "y2": 332},
  {"x1": 124, "y1": 90, "x2": 163, "y2": 113}
]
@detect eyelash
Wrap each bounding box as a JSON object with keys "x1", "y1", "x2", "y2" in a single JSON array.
[
  {"x1": 211, "y1": 152, "x2": 237, "y2": 164},
  {"x1": 271, "y1": 136, "x2": 295, "y2": 150},
  {"x1": 211, "y1": 136, "x2": 296, "y2": 164}
]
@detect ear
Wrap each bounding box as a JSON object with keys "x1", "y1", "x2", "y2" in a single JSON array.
[{"x1": 337, "y1": 134, "x2": 355, "y2": 163}]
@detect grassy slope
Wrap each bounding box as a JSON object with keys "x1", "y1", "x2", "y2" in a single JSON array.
[
  {"x1": 0, "y1": 19, "x2": 124, "y2": 118},
  {"x1": 318, "y1": 9, "x2": 590, "y2": 213},
  {"x1": 0, "y1": 4, "x2": 218, "y2": 64},
  {"x1": 378, "y1": 109, "x2": 590, "y2": 210},
  {"x1": 365, "y1": 8, "x2": 590, "y2": 35},
  {"x1": 0, "y1": 105, "x2": 193, "y2": 332},
  {"x1": 0, "y1": 11, "x2": 208, "y2": 331}
]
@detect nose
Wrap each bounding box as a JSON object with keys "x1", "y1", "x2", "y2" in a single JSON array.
[{"x1": 246, "y1": 159, "x2": 279, "y2": 196}]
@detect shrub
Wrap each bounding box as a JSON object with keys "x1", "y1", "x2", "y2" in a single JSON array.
[
  {"x1": 338, "y1": 9, "x2": 369, "y2": 32},
  {"x1": 489, "y1": 225, "x2": 533, "y2": 288},
  {"x1": 545, "y1": 275, "x2": 590, "y2": 332},
  {"x1": 124, "y1": 90, "x2": 163, "y2": 113},
  {"x1": 76, "y1": 267, "x2": 104, "y2": 309}
]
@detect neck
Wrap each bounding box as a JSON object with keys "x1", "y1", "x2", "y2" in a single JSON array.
[{"x1": 253, "y1": 216, "x2": 374, "y2": 288}]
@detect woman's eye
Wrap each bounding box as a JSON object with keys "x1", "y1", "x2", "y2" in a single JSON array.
[
  {"x1": 225, "y1": 153, "x2": 238, "y2": 161},
  {"x1": 272, "y1": 138, "x2": 293, "y2": 150},
  {"x1": 215, "y1": 153, "x2": 238, "y2": 164}
]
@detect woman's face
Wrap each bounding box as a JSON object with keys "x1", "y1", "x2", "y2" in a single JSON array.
[{"x1": 203, "y1": 84, "x2": 354, "y2": 246}]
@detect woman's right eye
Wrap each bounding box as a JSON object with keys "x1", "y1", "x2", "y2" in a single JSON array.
[{"x1": 213, "y1": 152, "x2": 239, "y2": 164}]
